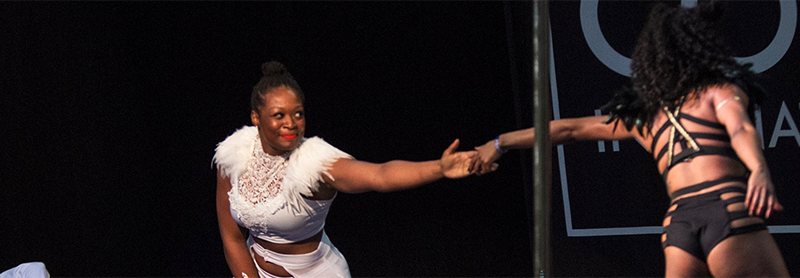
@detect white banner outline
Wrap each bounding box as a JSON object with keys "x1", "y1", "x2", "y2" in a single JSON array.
[{"x1": 549, "y1": 10, "x2": 800, "y2": 235}]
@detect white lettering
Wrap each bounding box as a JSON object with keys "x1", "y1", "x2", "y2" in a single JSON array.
[{"x1": 768, "y1": 101, "x2": 800, "y2": 148}]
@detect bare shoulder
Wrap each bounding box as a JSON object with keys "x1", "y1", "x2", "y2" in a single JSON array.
[
  {"x1": 705, "y1": 83, "x2": 749, "y2": 107},
  {"x1": 707, "y1": 82, "x2": 755, "y2": 130}
]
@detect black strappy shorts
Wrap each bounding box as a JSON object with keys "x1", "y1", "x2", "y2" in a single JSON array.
[{"x1": 662, "y1": 179, "x2": 766, "y2": 261}]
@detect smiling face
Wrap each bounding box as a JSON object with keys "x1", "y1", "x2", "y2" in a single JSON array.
[{"x1": 250, "y1": 85, "x2": 306, "y2": 155}]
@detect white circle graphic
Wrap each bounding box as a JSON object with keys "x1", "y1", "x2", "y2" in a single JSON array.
[{"x1": 580, "y1": 0, "x2": 797, "y2": 76}]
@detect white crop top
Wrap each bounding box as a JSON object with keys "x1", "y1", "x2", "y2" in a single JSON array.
[{"x1": 213, "y1": 126, "x2": 353, "y2": 244}]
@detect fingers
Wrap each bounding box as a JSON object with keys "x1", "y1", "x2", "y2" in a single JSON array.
[
  {"x1": 749, "y1": 186, "x2": 764, "y2": 216},
  {"x1": 473, "y1": 157, "x2": 498, "y2": 176},
  {"x1": 469, "y1": 155, "x2": 482, "y2": 174},
  {"x1": 774, "y1": 199, "x2": 784, "y2": 211},
  {"x1": 746, "y1": 186, "x2": 782, "y2": 218},
  {"x1": 745, "y1": 185, "x2": 752, "y2": 208},
  {"x1": 479, "y1": 162, "x2": 499, "y2": 175},
  {"x1": 472, "y1": 141, "x2": 502, "y2": 176},
  {"x1": 445, "y1": 139, "x2": 502, "y2": 177},
  {"x1": 765, "y1": 195, "x2": 784, "y2": 219},
  {"x1": 746, "y1": 185, "x2": 759, "y2": 215},
  {"x1": 446, "y1": 150, "x2": 480, "y2": 178},
  {"x1": 757, "y1": 187, "x2": 766, "y2": 216},
  {"x1": 770, "y1": 199, "x2": 784, "y2": 219},
  {"x1": 475, "y1": 162, "x2": 499, "y2": 176},
  {"x1": 443, "y1": 139, "x2": 460, "y2": 156},
  {"x1": 766, "y1": 196, "x2": 774, "y2": 219}
]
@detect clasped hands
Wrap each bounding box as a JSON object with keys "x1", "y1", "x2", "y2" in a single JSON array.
[{"x1": 439, "y1": 139, "x2": 502, "y2": 179}]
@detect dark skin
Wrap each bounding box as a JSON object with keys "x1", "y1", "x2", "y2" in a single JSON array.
[
  {"x1": 217, "y1": 86, "x2": 482, "y2": 277},
  {"x1": 472, "y1": 84, "x2": 787, "y2": 277}
]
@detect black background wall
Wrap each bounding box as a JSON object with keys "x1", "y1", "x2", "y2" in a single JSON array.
[{"x1": 2, "y1": 1, "x2": 798, "y2": 277}]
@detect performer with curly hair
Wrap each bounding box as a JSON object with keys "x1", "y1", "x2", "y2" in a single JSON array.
[
  {"x1": 472, "y1": 2, "x2": 789, "y2": 277},
  {"x1": 214, "y1": 61, "x2": 481, "y2": 277}
]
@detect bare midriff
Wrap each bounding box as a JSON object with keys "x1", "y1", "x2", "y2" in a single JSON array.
[{"x1": 663, "y1": 156, "x2": 749, "y2": 201}]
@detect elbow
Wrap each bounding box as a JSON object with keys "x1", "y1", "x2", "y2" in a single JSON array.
[
  {"x1": 551, "y1": 129, "x2": 576, "y2": 146},
  {"x1": 333, "y1": 178, "x2": 383, "y2": 194},
  {"x1": 369, "y1": 179, "x2": 395, "y2": 193},
  {"x1": 728, "y1": 124, "x2": 757, "y2": 140},
  {"x1": 220, "y1": 232, "x2": 247, "y2": 250}
]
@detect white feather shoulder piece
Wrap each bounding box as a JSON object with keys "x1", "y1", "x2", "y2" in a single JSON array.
[
  {"x1": 282, "y1": 136, "x2": 353, "y2": 214},
  {"x1": 213, "y1": 126, "x2": 352, "y2": 215},
  {"x1": 213, "y1": 125, "x2": 258, "y2": 183},
  {"x1": 285, "y1": 137, "x2": 353, "y2": 195}
]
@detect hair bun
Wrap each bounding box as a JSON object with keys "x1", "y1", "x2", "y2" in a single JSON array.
[{"x1": 261, "y1": 61, "x2": 288, "y2": 77}]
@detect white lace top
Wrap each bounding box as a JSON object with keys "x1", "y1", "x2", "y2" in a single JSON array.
[{"x1": 213, "y1": 126, "x2": 353, "y2": 244}]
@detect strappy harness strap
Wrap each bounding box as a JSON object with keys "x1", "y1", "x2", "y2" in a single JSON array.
[
  {"x1": 662, "y1": 99, "x2": 701, "y2": 167},
  {"x1": 660, "y1": 97, "x2": 701, "y2": 179},
  {"x1": 655, "y1": 97, "x2": 746, "y2": 182}
]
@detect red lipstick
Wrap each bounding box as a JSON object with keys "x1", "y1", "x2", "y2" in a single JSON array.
[{"x1": 281, "y1": 134, "x2": 297, "y2": 140}]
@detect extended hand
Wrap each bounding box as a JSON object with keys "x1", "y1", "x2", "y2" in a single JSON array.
[
  {"x1": 746, "y1": 170, "x2": 783, "y2": 218},
  {"x1": 470, "y1": 140, "x2": 501, "y2": 175},
  {"x1": 440, "y1": 139, "x2": 478, "y2": 179}
]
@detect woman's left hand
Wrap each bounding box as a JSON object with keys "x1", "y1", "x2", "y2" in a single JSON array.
[
  {"x1": 440, "y1": 139, "x2": 480, "y2": 179},
  {"x1": 471, "y1": 140, "x2": 503, "y2": 175},
  {"x1": 746, "y1": 169, "x2": 784, "y2": 218}
]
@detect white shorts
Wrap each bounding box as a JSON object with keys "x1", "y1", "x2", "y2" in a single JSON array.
[
  {"x1": 248, "y1": 232, "x2": 350, "y2": 278},
  {"x1": 1, "y1": 262, "x2": 50, "y2": 278}
]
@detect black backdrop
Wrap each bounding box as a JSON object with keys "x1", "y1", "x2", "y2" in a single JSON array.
[{"x1": 2, "y1": 1, "x2": 798, "y2": 277}]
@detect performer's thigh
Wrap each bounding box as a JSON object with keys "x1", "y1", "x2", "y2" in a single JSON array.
[
  {"x1": 706, "y1": 230, "x2": 789, "y2": 277},
  {"x1": 664, "y1": 246, "x2": 710, "y2": 278}
]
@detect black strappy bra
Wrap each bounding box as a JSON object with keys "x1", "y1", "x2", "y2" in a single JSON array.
[
  {"x1": 651, "y1": 100, "x2": 742, "y2": 181},
  {"x1": 600, "y1": 65, "x2": 765, "y2": 185}
]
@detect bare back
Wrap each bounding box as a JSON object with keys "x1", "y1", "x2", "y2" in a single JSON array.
[{"x1": 637, "y1": 84, "x2": 750, "y2": 198}]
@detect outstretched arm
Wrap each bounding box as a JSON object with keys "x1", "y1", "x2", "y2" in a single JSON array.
[
  {"x1": 712, "y1": 85, "x2": 782, "y2": 218},
  {"x1": 472, "y1": 115, "x2": 639, "y2": 174},
  {"x1": 324, "y1": 139, "x2": 478, "y2": 193}
]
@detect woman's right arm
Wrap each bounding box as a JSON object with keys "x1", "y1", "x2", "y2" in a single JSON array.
[
  {"x1": 472, "y1": 115, "x2": 639, "y2": 174},
  {"x1": 216, "y1": 170, "x2": 259, "y2": 278},
  {"x1": 322, "y1": 139, "x2": 477, "y2": 194},
  {"x1": 711, "y1": 85, "x2": 783, "y2": 218}
]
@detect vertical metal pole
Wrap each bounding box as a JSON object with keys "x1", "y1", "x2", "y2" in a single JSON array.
[{"x1": 532, "y1": 0, "x2": 551, "y2": 277}]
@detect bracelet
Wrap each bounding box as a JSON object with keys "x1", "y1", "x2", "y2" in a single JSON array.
[{"x1": 494, "y1": 135, "x2": 507, "y2": 154}]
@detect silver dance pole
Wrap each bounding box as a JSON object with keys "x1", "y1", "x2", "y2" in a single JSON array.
[{"x1": 532, "y1": 0, "x2": 551, "y2": 277}]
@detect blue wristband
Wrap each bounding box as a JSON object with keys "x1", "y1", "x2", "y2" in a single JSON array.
[{"x1": 494, "y1": 135, "x2": 507, "y2": 154}]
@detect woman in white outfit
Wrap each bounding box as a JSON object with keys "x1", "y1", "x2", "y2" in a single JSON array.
[{"x1": 214, "y1": 61, "x2": 481, "y2": 278}]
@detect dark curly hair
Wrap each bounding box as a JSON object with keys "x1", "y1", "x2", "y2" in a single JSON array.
[
  {"x1": 251, "y1": 61, "x2": 305, "y2": 113},
  {"x1": 627, "y1": 1, "x2": 760, "y2": 132}
]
